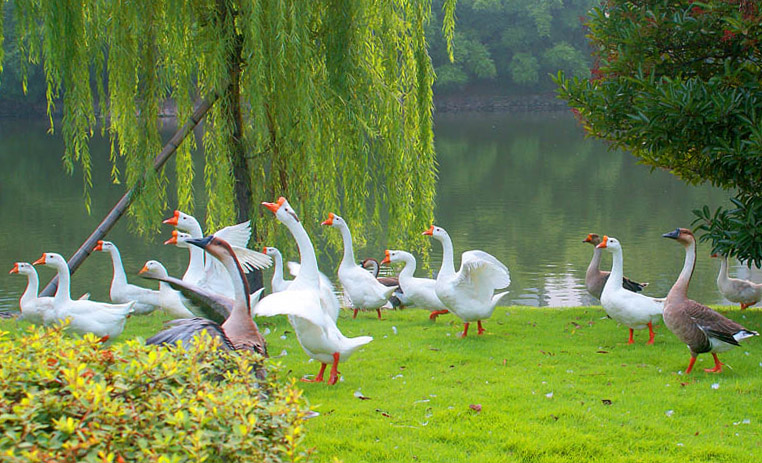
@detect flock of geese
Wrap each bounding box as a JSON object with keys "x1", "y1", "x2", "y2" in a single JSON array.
[{"x1": 7, "y1": 197, "x2": 760, "y2": 384}]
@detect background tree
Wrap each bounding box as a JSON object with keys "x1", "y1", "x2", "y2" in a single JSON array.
[
  {"x1": 428, "y1": 0, "x2": 596, "y2": 93},
  {"x1": 0, "y1": 0, "x2": 455, "y2": 284},
  {"x1": 556, "y1": 0, "x2": 762, "y2": 265}
]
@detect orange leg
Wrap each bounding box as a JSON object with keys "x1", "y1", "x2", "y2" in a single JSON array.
[
  {"x1": 685, "y1": 356, "x2": 697, "y2": 374},
  {"x1": 477, "y1": 321, "x2": 485, "y2": 335},
  {"x1": 352, "y1": 309, "x2": 359, "y2": 319},
  {"x1": 740, "y1": 303, "x2": 750, "y2": 310},
  {"x1": 704, "y1": 353, "x2": 723, "y2": 373},
  {"x1": 327, "y1": 352, "x2": 341, "y2": 385},
  {"x1": 646, "y1": 322, "x2": 655, "y2": 345},
  {"x1": 301, "y1": 363, "x2": 326, "y2": 383},
  {"x1": 429, "y1": 310, "x2": 449, "y2": 321},
  {"x1": 459, "y1": 322, "x2": 470, "y2": 338},
  {"x1": 627, "y1": 328, "x2": 635, "y2": 344},
  {"x1": 377, "y1": 308, "x2": 383, "y2": 319}
]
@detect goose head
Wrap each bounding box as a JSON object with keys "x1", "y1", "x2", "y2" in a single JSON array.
[
  {"x1": 262, "y1": 197, "x2": 300, "y2": 225},
  {"x1": 93, "y1": 240, "x2": 116, "y2": 253},
  {"x1": 662, "y1": 227, "x2": 695, "y2": 246},
  {"x1": 320, "y1": 212, "x2": 347, "y2": 229},
  {"x1": 583, "y1": 233, "x2": 602, "y2": 246},
  {"x1": 162, "y1": 210, "x2": 199, "y2": 233},
  {"x1": 164, "y1": 230, "x2": 194, "y2": 248},
  {"x1": 9, "y1": 262, "x2": 35, "y2": 276},
  {"x1": 138, "y1": 260, "x2": 169, "y2": 279},
  {"x1": 422, "y1": 225, "x2": 449, "y2": 241},
  {"x1": 382, "y1": 249, "x2": 412, "y2": 265},
  {"x1": 595, "y1": 235, "x2": 622, "y2": 253},
  {"x1": 32, "y1": 252, "x2": 67, "y2": 269},
  {"x1": 262, "y1": 246, "x2": 282, "y2": 258},
  {"x1": 361, "y1": 257, "x2": 380, "y2": 277}
]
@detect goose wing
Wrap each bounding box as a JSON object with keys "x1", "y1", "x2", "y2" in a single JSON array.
[
  {"x1": 146, "y1": 318, "x2": 234, "y2": 349},
  {"x1": 287, "y1": 262, "x2": 340, "y2": 321},
  {"x1": 253, "y1": 290, "x2": 327, "y2": 327},
  {"x1": 231, "y1": 245, "x2": 272, "y2": 271},
  {"x1": 214, "y1": 221, "x2": 251, "y2": 248},
  {"x1": 455, "y1": 250, "x2": 511, "y2": 299},
  {"x1": 140, "y1": 272, "x2": 232, "y2": 324},
  {"x1": 684, "y1": 300, "x2": 750, "y2": 347}
]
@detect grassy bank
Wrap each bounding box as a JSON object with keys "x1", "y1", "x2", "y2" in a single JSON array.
[{"x1": 4, "y1": 305, "x2": 761, "y2": 462}]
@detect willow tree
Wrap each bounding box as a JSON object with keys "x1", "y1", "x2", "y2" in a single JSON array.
[{"x1": 2, "y1": 0, "x2": 456, "y2": 279}]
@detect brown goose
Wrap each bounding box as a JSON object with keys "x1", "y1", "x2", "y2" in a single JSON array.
[
  {"x1": 713, "y1": 253, "x2": 762, "y2": 310},
  {"x1": 662, "y1": 228, "x2": 758, "y2": 373},
  {"x1": 583, "y1": 233, "x2": 648, "y2": 299},
  {"x1": 361, "y1": 257, "x2": 407, "y2": 309},
  {"x1": 144, "y1": 236, "x2": 267, "y2": 362}
]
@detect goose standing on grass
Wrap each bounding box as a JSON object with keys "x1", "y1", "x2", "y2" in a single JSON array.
[
  {"x1": 262, "y1": 246, "x2": 340, "y2": 322},
  {"x1": 596, "y1": 236, "x2": 663, "y2": 344},
  {"x1": 134, "y1": 260, "x2": 195, "y2": 319},
  {"x1": 361, "y1": 257, "x2": 408, "y2": 309},
  {"x1": 583, "y1": 233, "x2": 648, "y2": 299},
  {"x1": 257, "y1": 198, "x2": 372, "y2": 385},
  {"x1": 423, "y1": 225, "x2": 510, "y2": 337},
  {"x1": 145, "y1": 236, "x2": 267, "y2": 364},
  {"x1": 662, "y1": 228, "x2": 758, "y2": 373},
  {"x1": 93, "y1": 240, "x2": 159, "y2": 315},
  {"x1": 714, "y1": 253, "x2": 762, "y2": 310},
  {"x1": 381, "y1": 250, "x2": 449, "y2": 320},
  {"x1": 9, "y1": 262, "x2": 55, "y2": 325},
  {"x1": 33, "y1": 253, "x2": 134, "y2": 340},
  {"x1": 162, "y1": 210, "x2": 271, "y2": 297},
  {"x1": 321, "y1": 213, "x2": 397, "y2": 319}
]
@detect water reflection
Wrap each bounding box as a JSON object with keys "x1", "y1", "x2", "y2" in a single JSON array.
[{"x1": 0, "y1": 112, "x2": 757, "y2": 311}]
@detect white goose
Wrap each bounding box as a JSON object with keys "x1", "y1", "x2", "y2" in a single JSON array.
[
  {"x1": 93, "y1": 240, "x2": 159, "y2": 315},
  {"x1": 134, "y1": 260, "x2": 195, "y2": 319},
  {"x1": 714, "y1": 253, "x2": 762, "y2": 310},
  {"x1": 256, "y1": 197, "x2": 372, "y2": 385},
  {"x1": 597, "y1": 236, "x2": 664, "y2": 345},
  {"x1": 423, "y1": 225, "x2": 511, "y2": 337},
  {"x1": 381, "y1": 250, "x2": 449, "y2": 320},
  {"x1": 33, "y1": 253, "x2": 134, "y2": 340},
  {"x1": 163, "y1": 210, "x2": 272, "y2": 298},
  {"x1": 321, "y1": 213, "x2": 397, "y2": 319},
  {"x1": 262, "y1": 246, "x2": 340, "y2": 321},
  {"x1": 9, "y1": 262, "x2": 55, "y2": 325}
]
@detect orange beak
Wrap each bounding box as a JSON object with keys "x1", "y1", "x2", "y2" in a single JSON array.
[
  {"x1": 33, "y1": 255, "x2": 46, "y2": 266},
  {"x1": 321, "y1": 212, "x2": 335, "y2": 226},
  {"x1": 164, "y1": 230, "x2": 178, "y2": 245},
  {"x1": 138, "y1": 264, "x2": 149, "y2": 275},
  {"x1": 9, "y1": 263, "x2": 19, "y2": 274},
  {"x1": 583, "y1": 234, "x2": 593, "y2": 243},
  {"x1": 710, "y1": 253, "x2": 718, "y2": 258},
  {"x1": 422, "y1": 225, "x2": 435, "y2": 236},
  {"x1": 381, "y1": 250, "x2": 391, "y2": 265},
  {"x1": 93, "y1": 240, "x2": 104, "y2": 252},
  {"x1": 596, "y1": 236, "x2": 609, "y2": 249},
  {"x1": 262, "y1": 247, "x2": 269, "y2": 254},
  {"x1": 163, "y1": 210, "x2": 180, "y2": 226},
  {"x1": 262, "y1": 197, "x2": 286, "y2": 214}
]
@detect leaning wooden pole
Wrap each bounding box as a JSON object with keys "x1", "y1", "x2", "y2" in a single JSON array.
[{"x1": 39, "y1": 96, "x2": 218, "y2": 297}]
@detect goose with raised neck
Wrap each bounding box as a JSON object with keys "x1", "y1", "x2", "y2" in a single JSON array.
[
  {"x1": 381, "y1": 250, "x2": 449, "y2": 320},
  {"x1": 256, "y1": 197, "x2": 371, "y2": 385},
  {"x1": 714, "y1": 254, "x2": 762, "y2": 310},
  {"x1": 662, "y1": 228, "x2": 758, "y2": 373},
  {"x1": 145, "y1": 235, "x2": 267, "y2": 361},
  {"x1": 583, "y1": 233, "x2": 648, "y2": 299},
  {"x1": 93, "y1": 240, "x2": 160, "y2": 315},
  {"x1": 322, "y1": 212, "x2": 397, "y2": 319},
  {"x1": 423, "y1": 225, "x2": 511, "y2": 337},
  {"x1": 135, "y1": 260, "x2": 194, "y2": 319},
  {"x1": 10, "y1": 262, "x2": 55, "y2": 325},
  {"x1": 33, "y1": 253, "x2": 134, "y2": 340},
  {"x1": 596, "y1": 235, "x2": 663, "y2": 344}
]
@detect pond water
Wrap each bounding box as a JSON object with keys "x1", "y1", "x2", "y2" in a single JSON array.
[{"x1": 0, "y1": 112, "x2": 755, "y2": 312}]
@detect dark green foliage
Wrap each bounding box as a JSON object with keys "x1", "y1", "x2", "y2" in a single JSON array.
[
  {"x1": 429, "y1": 0, "x2": 597, "y2": 93},
  {"x1": 556, "y1": 0, "x2": 762, "y2": 266},
  {"x1": 0, "y1": 325, "x2": 311, "y2": 462}
]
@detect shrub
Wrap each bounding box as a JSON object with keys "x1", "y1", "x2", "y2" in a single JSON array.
[{"x1": 0, "y1": 325, "x2": 313, "y2": 463}]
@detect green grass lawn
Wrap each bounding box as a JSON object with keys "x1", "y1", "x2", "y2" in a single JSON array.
[{"x1": 4, "y1": 305, "x2": 761, "y2": 462}]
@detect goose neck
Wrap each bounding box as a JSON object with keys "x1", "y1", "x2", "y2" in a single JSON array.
[
  {"x1": 286, "y1": 221, "x2": 319, "y2": 285},
  {"x1": 717, "y1": 256, "x2": 729, "y2": 283},
  {"x1": 107, "y1": 246, "x2": 128, "y2": 286},
  {"x1": 338, "y1": 224, "x2": 356, "y2": 268},
  {"x1": 588, "y1": 247, "x2": 602, "y2": 273},
  {"x1": 20, "y1": 270, "x2": 40, "y2": 304},
  {"x1": 672, "y1": 241, "x2": 696, "y2": 297},
  {"x1": 437, "y1": 234, "x2": 456, "y2": 277},
  {"x1": 398, "y1": 255, "x2": 416, "y2": 281},
  {"x1": 608, "y1": 247, "x2": 624, "y2": 286},
  {"x1": 52, "y1": 261, "x2": 72, "y2": 305},
  {"x1": 271, "y1": 251, "x2": 286, "y2": 288}
]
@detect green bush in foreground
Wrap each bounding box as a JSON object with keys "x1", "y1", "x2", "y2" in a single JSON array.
[{"x1": 0, "y1": 325, "x2": 312, "y2": 463}]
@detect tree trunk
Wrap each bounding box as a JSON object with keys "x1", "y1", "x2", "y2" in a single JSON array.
[{"x1": 221, "y1": 1, "x2": 263, "y2": 292}]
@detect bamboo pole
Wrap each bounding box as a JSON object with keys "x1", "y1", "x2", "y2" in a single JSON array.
[{"x1": 39, "y1": 96, "x2": 217, "y2": 297}]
